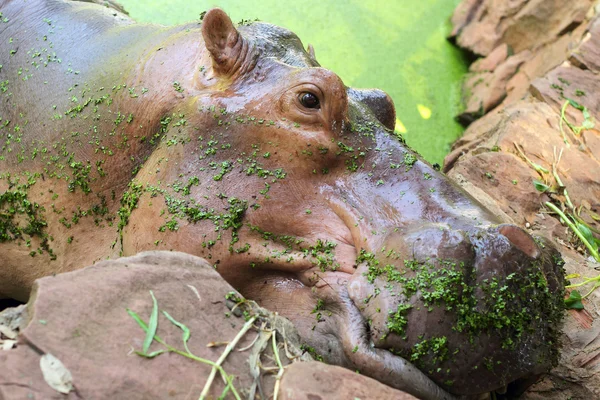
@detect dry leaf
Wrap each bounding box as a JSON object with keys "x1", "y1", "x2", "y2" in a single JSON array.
[
  {"x1": 1, "y1": 339, "x2": 16, "y2": 350},
  {"x1": 0, "y1": 325, "x2": 17, "y2": 340},
  {"x1": 40, "y1": 353, "x2": 74, "y2": 394}
]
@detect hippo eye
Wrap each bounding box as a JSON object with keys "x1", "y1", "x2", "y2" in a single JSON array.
[{"x1": 299, "y1": 92, "x2": 320, "y2": 109}]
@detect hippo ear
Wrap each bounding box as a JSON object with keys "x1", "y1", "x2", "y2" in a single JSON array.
[
  {"x1": 307, "y1": 44, "x2": 316, "y2": 60},
  {"x1": 201, "y1": 8, "x2": 244, "y2": 76}
]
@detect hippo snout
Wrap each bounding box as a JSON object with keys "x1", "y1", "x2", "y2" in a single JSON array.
[{"x1": 346, "y1": 223, "x2": 564, "y2": 394}]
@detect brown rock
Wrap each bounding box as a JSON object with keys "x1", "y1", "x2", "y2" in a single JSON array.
[
  {"x1": 450, "y1": 0, "x2": 592, "y2": 56},
  {"x1": 447, "y1": 99, "x2": 600, "y2": 238},
  {"x1": 470, "y1": 43, "x2": 510, "y2": 73},
  {"x1": 531, "y1": 64, "x2": 600, "y2": 118},
  {"x1": 458, "y1": 51, "x2": 531, "y2": 125},
  {"x1": 448, "y1": 0, "x2": 484, "y2": 40},
  {"x1": 570, "y1": 16, "x2": 600, "y2": 72},
  {"x1": 452, "y1": 0, "x2": 592, "y2": 124},
  {"x1": 279, "y1": 362, "x2": 418, "y2": 400},
  {"x1": 0, "y1": 251, "x2": 310, "y2": 400},
  {"x1": 504, "y1": 23, "x2": 588, "y2": 106}
]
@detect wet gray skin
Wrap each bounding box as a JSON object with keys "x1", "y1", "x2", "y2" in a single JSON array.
[{"x1": 0, "y1": 2, "x2": 565, "y2": 399}]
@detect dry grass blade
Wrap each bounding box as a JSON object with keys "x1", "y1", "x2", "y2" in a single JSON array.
[
  {"x1": 513, "y1": 142, "x2": 549, "y2": 176},
  {"x1": 248, "y1": 328, "x2": 273, "y2": 400},
  {"x1": 206, "y1": 341, "x2": 229, "y2": 348},
  {"x1": 551, "y1": 147, "x2": 574, "y2": 210}
]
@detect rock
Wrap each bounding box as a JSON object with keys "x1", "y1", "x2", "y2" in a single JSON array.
[
  {"x1": 0, "y1": 251, "x2": 310, "y2": 399},
  {"x1": 0, "y1": 304, "x2": 26, "y2": 340},
  {"x1": 447, "y1": 99, "x2": 600, "y2": 240},
  {"x1": 458, "y1": 50, "x2": 531, "y2": 125},
  {"x1": 502, "y1": 30, "x2": 583, "y2": 105},
  {"x1": 469, "y1": 43, "x2": 510, "y2": 73},
  {"x1": 452, "y1": 0, "x2": 593, "y2": 125},
  {"x1": 530, "y1": 64, "x2": 600, "y2": 118},
  {"x1": 279, "y1": 362, "x2": 418, "y2": 400},
  {"x1": 570, "y1": 17, "x2": 600, "y2": 72},
  {"x1": 449, "y1": 0, "x2": 592, "y2": 57}
]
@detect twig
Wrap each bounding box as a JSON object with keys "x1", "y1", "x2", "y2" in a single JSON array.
[
  {"x1": 199, "y1": 316, "x2": 257, "y2": 400},
  {"x1": 237, "y1": 331, "x2": 260, "y2": 352},
  {"x1": 281, "y1": 327, "x2": 298, "y2": 360}
]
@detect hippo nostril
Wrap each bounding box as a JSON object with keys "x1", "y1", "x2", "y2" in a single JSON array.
[{"x1": 497, "y1": 224, "x2": 540, "y2": 259}]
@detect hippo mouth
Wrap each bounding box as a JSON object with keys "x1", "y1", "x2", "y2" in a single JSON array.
[{"x1": 336, "y1": 286, "x2": 459, "y2": 400}]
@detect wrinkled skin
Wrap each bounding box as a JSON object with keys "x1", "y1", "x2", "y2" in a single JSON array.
[{"x1": 0, "y1": 1, "x2": 565, "y2": 398}]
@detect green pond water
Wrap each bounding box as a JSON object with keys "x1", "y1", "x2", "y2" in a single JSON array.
[{"x1": 120, "y1": 0, "x2": 467, "y2": 165}]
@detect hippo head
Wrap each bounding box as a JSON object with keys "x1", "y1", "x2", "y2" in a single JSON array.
[{"x1": 122, "y1": 9, "x2": 565, "y2": 398}]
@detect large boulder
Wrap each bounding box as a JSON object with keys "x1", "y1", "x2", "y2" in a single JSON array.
[
  {"x1": 279, "y1": 362, "x2": 418, "y2": 400},
  {"x1": 0, "y1": 252, "x2": 311, "y2": 399}
]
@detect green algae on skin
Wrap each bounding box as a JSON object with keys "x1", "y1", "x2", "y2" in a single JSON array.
[
  {"x1": 357, "y1": 250, "x2": 564, "y2": 380},
  {"x1": 0, "y1": 179, "x2": 55, "y2": 259}
]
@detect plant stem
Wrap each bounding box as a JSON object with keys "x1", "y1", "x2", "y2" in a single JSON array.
[
  {"x1": 566, "y1": 275, "x2": 600, "y2": 299},
  {"x1": 552, "y1": 148, "x2": 574, "y2": 210},
  {"x1": 513, "y1": 143, "x2": 549, "y2": 175},
  {"x1": 272, "y1": 332, "x2": 285, "y2": 400},
  {"x1": 545, "y1": 201, "x2": 600, "y2": 262},
  {"x1": 199, "y1": 316, "x2": 257, "y2": 400},
  {"x1": 559, "y1": 101, "x2": 571, "y2": 146}
]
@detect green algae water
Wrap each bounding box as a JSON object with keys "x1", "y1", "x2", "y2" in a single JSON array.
[{"x1": 120, "y1": 0, "x2": 466, "y2": 165}]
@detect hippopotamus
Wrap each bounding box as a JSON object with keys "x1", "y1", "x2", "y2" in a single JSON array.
[{"x1": 0, "y1": 1, "x2": 565, "y2": 398}]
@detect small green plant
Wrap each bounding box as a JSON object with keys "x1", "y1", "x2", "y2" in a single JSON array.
[
  {"x1": 127, "y1": 290, "x2": 258, "y2": 400},
  {"x1": 564, "y1": 289, "x2": 584, "y2": 310},
  {"x1": 559, "y1": 98, "x2": 595, "y2": 145}
]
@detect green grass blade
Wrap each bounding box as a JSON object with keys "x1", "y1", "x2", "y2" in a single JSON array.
[
  {"x1": 162, "y1": 310, "x2": 191, "y2": 350},
  {"x1": 127, "y1": 309, "x2": 149, "y2": 332},
  {"x1": 577, "y1": 222, "x2": 599, "y2": 252},
  {"x1": 135, "y1": 349, "x2": 167, "y2": 358},
  {"x1": 533, "y1": 179, "x2": 550, "y2": 193},
  {"x1": 143, "y1": 290, "x2": 159, "y2": 354},
  {"x1": 218, "y1": 376, "x2": 234, "y2": 400}
]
